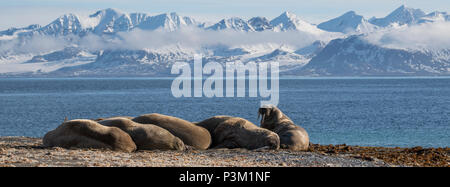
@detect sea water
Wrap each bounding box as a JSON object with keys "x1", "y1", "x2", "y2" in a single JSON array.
[{"x1": 0, "y1": 77, "x2": 448, "y2": 147}]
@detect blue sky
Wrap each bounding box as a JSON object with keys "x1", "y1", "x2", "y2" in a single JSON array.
[{"x1": 0, "y1": 0, "x2": 449, "y2": 30}]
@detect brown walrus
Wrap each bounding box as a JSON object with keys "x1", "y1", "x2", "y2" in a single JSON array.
[
  {"x1": 195, "y1": 116, "x2": 280, "y2": 150},
  {"x1": 98, "y1": 117, "x2": 185, "y2": 151},
  {"x1": 258, "y1": 105, "x2": 309, "y2": 151},
  {"x1": 132, "y1": 113, "x2": 211, "y2": 150},
  {"x1": 43, "y1": 119, "x2": 137, "y2": 152},
  {"x1": 93, "y1": 116, "x2": 133, "y2": 122}
]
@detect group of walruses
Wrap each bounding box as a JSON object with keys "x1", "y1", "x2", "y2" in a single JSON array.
[{"x1": 43, "y1": 105, "x2": 310, "y2": 152}]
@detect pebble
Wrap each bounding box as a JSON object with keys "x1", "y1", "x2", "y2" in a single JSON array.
[{"x1": 0, "y1": 137, "x2": 394, "y2": 167}]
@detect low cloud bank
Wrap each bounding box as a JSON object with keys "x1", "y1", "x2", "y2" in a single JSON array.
[
  {"x1": 1, "y1": 27, "x2": 340, "y2": 55},
  {"x1": 115, "y1": 27, "x2": 339, "y2": 50},
  {"x1": 365, "y1": 21, "x2": 450, "y2": 50},
  {"x1": 3, "y1": 22, "x2": 450, "y2": 56}
]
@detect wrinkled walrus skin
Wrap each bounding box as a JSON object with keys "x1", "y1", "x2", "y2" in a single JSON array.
[
  {"x1": 196, "y1": 116, "x2": 280, "y2": 150},
  {"x1": 93, "y1": 116, "x2": 133, "y2": 122},
  {"x1": 133, "y1": 113, "x2": 211, "y2": 150},
  {"x1": 43, "y1": 119, "x2": 137, "y2": 152},
  {"x1": 98, "y1": 117, "x2": 185, "y2": 151},
  {"x1": 258, "y1": 106, "x2": 309, "y2": 151}
]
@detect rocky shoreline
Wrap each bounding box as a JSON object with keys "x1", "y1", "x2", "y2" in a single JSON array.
[{"x1": 0, "y1": 137, "x2": 448, "y2": 167}]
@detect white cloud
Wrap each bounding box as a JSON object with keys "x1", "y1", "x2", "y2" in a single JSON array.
[
  {"x1": 0, "y1": 34, "x2": 70, "y2": 54},
  {"x1": 114, "y1": 27, "x2": 340, "y2": 50},
  {"x1": 1, "y1": 26, "x2": 340, "y2": 56},
  {"x1": 364, "y1": 21, "x2": 450, "y2": 50}
]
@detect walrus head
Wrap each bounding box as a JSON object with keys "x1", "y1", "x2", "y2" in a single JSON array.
[
  {"x1": 258, "y1": 105, "x2": 284, "y2": 131},
  {"x1": 264, "y1": 133, "x2": 280, "y2": 150}
]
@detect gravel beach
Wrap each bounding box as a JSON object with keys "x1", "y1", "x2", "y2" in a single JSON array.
[{"x1": 0, "y1": 137, "x2": 447, "y2": 167}]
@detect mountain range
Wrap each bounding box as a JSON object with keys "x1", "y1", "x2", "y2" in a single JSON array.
[{"x1": 0, "y1": 5, "x2": 449, "y2": 77}]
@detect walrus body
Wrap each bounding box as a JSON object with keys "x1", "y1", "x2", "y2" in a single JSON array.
[
  {"x1": 43, "y1": 119, "x2": 137, "y2": 152},
  {"x1": 98, "y1": 117, "x2": 185, "y2": 151},
  {"x1": 258, "y1": 106, "x2": 309, "y2": 151},
  {"x1": 93, "y1": 116, "x2": 133, "y2": 122},
  {"x1": 133, "y1": 113, "x2": 211, "y2": 150},
  {"x1": 196, "y1": 116, "x2": 280, "y2": 150}
]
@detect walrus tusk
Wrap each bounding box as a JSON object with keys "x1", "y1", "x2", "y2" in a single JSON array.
[
  {"x1": 258, "y1": 109, "x2": 265, "y2": 124},
  {"x1": 260, "y1": 113, "x2": 265, "y2": 124}
]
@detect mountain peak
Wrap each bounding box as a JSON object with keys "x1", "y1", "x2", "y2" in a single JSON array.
[
  {"x1": 90, "y1": 8, "x2": 124, "y2": 18},
  {"x1": 169, "y1": 12, "x2": 179, "y2": 17},
  {"x1": 270, "y1": 11, "x2": 323, "y2": 33},
  {"x1": 38, "y1": 13, "x2": 85, "y2": 35},
  {"x1": 87, "y1": 8, "x2": 128, "y2": 34},
  {"x1": 282, "y1": 11, "x2": 291, "y2": 15},
  {"x1": 56, "y1": 13, "x2": 79, "y2": 20},
  {"x1": 248, "y1": 17, "x2": 272, "y2": 31},
  {"x1": 155, "y1": 12, "x2": 178, "y2": 18},
  {"x1": 135, "y1": 12, "x2": 196, "y2": 31},
  {"x1": 419, "y1": 11, "x2": 450, "y2": 23},
  {"x1": 317, "y1": 10, "x2": 375, "y2": 33},
  {"x1": 343, "y1": 11, "x2": 357, "y2": 16},
  {"x1": 279, "y1": 11, "x2": 297, "y2": 20},
  {"x1": 392, "y1": 4, "x2": 423, "y2": 14},
  {"x1": 370, "y1": 5, "x2": 426, "y2": 27},
  {"x1": 207, "y1": 17, "x2": 254, "y2": 31}
]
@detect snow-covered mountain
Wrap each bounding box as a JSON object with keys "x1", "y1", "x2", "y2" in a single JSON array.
[
  {"x1": 10, "y1": 9, "x2": 199, "y2": 37},
  {"x1": 294, "y1": 40, "x2": 327, "y2": 57},
  {"x1": 29, "y1": 8, "x2": 128, "y2": 36},
  {"x1": 37, "y1": 14, "x2": 87, "y2": 36},
  {"x1": 270, "y1": 12, "x2": 324, "y2": 34},
  {"x1": 419, "y1": 11, "x2": 450, "y2": 23},
  {"x1": 318, "y1": 11, "x2": 378, "y2": 33},
  {"x1": 48, "y1": 49, "x2": 191, "y2": 76},
  {"x1": 89, "y1": 8, "x2": 129, "y2": 34},
  {"x1": 25, "y1": 47, "x2": 92, "y2": 63},
  {"x1": 206, "y1": 12, "x2": 325, "y2": 34},
  {"x1": 0, "y1": 6, "x2": 449, "y2": 77},
  {"x1": 135, "y1": 12, "x2": 198, "y2": 31},
  {"x1": 207, "y1": 17, "x2": 254, "y2": 31},
  {"x1": 297, "y1": 36, "x2": 450, "y2": 76},
  {"x1": 369, "y1": 5, "x2": 426, "y2": 27},
  {"x1": 248, "y1": 17, "x2": 273, "y2": 31},
  {"x1": 0, "y1": 24, "x2": 40, "y2": 41}
]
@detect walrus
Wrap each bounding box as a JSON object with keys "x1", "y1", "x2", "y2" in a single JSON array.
[
  {"x1": 98, "y1": 117, "x2": 185, "y2": 151},
  {"x1": 132, "y1": 113, "x2": 211, "y2": 150},
  {"x1": 258, "y1": 105, "x2": 309, "y2": 151},
  {"x1": 43, "y1": 119, "x2": 137, "y2": 152},
  {"x1": 93, "y1": 116, "x2": 133, "y2": 122},
  {"x1": 195, "y1": 116, "x2": 280, "y2": 150}
]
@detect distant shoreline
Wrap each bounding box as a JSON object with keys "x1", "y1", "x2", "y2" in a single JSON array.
[
  {"x1": 0, "y1": 137, "x2": 448, "y2": 167},
  {"x1": 1, "y1": 76, "x2": 450, "y2": 79}
]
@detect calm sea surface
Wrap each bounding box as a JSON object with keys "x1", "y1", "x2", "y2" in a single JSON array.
[{"x1": 0, "y1": 77, "x2": 448, "y2": 147}]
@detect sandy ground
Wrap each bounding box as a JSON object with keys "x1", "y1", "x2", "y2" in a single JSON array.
[{"x1": 0, "y1": 137, "x2": 447, "y2": 167}]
